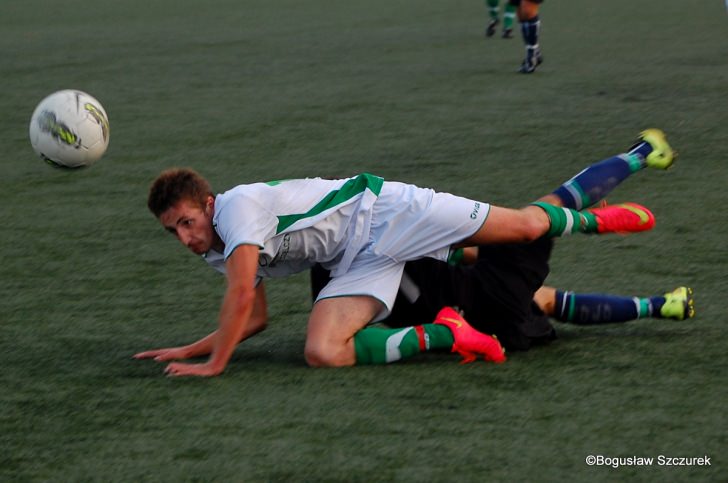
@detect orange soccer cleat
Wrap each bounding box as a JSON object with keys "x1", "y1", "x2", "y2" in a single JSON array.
[
  {"x1": 434, "y1": 307, "x2": 506, "y2": 364},
  {"x1": 587, "y1": 202, "x2": 656, "y2": 234}
]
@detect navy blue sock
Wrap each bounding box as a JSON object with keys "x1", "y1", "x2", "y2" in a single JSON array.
[
  {"x1": 628, "y1": 141, "x2": 653, "y2": 161},
  {"x1": 553, "y1": 290, "x2": 658, "y2": 324},
  {"x1": 649, "y1": 296, "x2": 667, "y2": 317},
  {"x1": 551, "y1": 147, "x2": 653, "y2": 210},
  {"x1": 521, "y1": 16, "x2": 540, "y2": 46}
]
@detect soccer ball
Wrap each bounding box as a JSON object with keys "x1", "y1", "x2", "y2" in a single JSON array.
[{"x1": 29, "y1": 89, "x2": 110, "y2": 168}]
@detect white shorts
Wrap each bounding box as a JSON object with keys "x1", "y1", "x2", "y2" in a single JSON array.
[{"x1": 316, "y1": 181, "x2": 490, "y2": 321}]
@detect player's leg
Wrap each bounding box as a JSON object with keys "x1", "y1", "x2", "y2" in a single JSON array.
[
  {"x1": 549, "y1": 129, "x2": 676, "y2": 211},
  {"x1": 460, "y1": 197, "x2": 654, "y2": 244},
  {"x1": 308, "y1": 264, "x2": 456, "y2": 366},
  {"x1": 502, "y1": 1, "x2": 516, "y2": 37},
  {"x1": 352, "y1": 307, "x2": 505, "y2": 364},
  {"x1": 458, "y1": 131, "x2": 677, "y2": 244},
  {"x1": 309, "y1": 255, "x2": 505, "y2": 366},
  {"x1": 517, "y1": 0, "x2": 543, "y2": 73},
  {"x1": 534, "y1": 286, "x2": 695, "y2": 323},
  {"x1": 304, "y1": 295, "x2": 383, "y2": 367},
  {"x1": 461, "y1": 204, "x2": 550, "y2": 244},
  {"x1": 307, "y1": 296, "x2": 506, "y2": 366},
  {"x1": 516, "y1": 129, "x2": 677, "y2": 238},
  {"x1": 485, "y1": 0, "x2": 501, "y2": 37},
  {"x1": 307, "y1": 253, "x2": 403, "y2": 366}
]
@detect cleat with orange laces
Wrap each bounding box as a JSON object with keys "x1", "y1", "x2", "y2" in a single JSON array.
[{"x1": 434, "y1": 307, "x2": 506, "y2": 364}]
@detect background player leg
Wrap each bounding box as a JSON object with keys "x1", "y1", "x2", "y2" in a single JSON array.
[
  {"x1": 502, "y1": 1, "x2": 516, "y2": 37},
  {"x1": 549, "y1": 129, "x2": 676, "y2": 210},
  {"x1": 485, "y1": 0, "x2": 501, "y2": 37},
  {"x1": 517, "y1": 0, "x2": 543, "y2": 73},
  {"x1": 461, "y1": 131, "x2": 675, "y2": 244}
]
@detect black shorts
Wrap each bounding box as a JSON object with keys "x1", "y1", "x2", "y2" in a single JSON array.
[
  {"x1": 459, "y1": 238, "x2": 556, "y2": 350},
  {"x1": 310, "y1": 237, "x2": 557, "y2": 352}
]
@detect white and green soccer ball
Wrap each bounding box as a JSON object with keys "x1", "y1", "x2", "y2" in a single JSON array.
[{"x1": 29, "y1": 89, "x2": 110, "y2": 168}]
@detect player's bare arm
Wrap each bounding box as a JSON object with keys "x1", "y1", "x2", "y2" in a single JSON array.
[
  {"x1": 163, "y1": 244, "x2": 263, "y2": 377},
  {"x1": 133, "y1": 281, "x2": 268, "y2": 362}
]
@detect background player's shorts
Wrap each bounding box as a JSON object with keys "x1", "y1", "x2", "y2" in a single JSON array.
[
  {"x1": 315, "y1": 181, "x2": 490, "y2": 321},
  {"x1": 462, "y1": 238, "x2": 556, "y2": 350},
  {"x1": 378, "y1": 237, "x2": 556, "y2": 350}
]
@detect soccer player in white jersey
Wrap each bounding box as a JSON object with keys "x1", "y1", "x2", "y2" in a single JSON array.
[{"x1": 134, "y1": 129, "x2": 674, "y2": 377}]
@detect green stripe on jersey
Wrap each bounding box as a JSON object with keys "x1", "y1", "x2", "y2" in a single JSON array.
[{"x1": 275, "y1": 173, "x2": 384, "y2": 234}]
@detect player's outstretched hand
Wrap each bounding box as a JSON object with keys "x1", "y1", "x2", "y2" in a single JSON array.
[
  {"x1": 133, "y1": 347, "x2": 188, "y2": 362},
  {"x1": 164, "y1": 362, "x2": 222, "y2": 378}
]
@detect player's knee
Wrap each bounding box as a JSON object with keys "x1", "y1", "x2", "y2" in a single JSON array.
[
  {"x1": 510, "y1": 211, "x2": 547, "y2": 243},
  {"x1": 303, "y1": 346, "x2": 326, "y2": 367},
  {"x1": 520, "y1": 207, "x2": 550, "y2": 242},
  {"x1": 304, "y1": 343, "x2": 352, "y2": 368},
  {"x1": 524, "y1": 217, "x2": 548, "y2": 242}
]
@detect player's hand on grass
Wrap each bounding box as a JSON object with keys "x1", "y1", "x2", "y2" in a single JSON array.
[
  {"x1": 133, "y1": 347, "x2": 189, "y2": 362},
  {"x1": 164, "y1": 361, "x2": 222, "y2": 377}
]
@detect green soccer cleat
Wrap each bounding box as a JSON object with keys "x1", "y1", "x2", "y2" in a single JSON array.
[
  {"x1": 638, "y1": 128, "x2": 676, "y2": 169},
  {"x1": 660, "y1": 286, "x2": 695, "y2": 320}
]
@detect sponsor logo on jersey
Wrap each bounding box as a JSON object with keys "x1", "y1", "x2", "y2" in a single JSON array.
[
  {"x1": 259, "y1": 233, "x2": 290, "y2": 267},
  {"x1": 470, "y1": 202, "x2": 481, "y2": 220}
]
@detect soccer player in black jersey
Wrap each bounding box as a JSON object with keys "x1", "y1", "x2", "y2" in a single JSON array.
[{"x1": 312, "y1": 239, "x2": 694, "y2": 352}]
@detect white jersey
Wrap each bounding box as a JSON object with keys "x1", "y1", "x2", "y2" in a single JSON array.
[
  {"x1": 204, "y1": 173, "x2": 384, "y2": 282},
  {"x1": 203, "y1": 173, "x2": 490, "y2": 316}
]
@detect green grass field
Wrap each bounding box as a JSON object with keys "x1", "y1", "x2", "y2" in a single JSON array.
[{"x1": 2, "y1": 0, "x2": 727, "y2": 481}]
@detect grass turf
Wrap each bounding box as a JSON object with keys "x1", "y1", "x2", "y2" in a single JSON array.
[{"x1": 1, "y1": 0, "x2": 727, "y2": 480}]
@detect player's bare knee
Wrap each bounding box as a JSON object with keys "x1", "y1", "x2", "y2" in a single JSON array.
[
  {"x1": 525, "y1": 217, "x2": 548, "y2": 242},
  {"x1": 303, "y1": 348, "x2": 324, "y2": 367},
  {"x1": 520, "y1": 207, "x2": 550, "y2": 242},
  {"x1": 304, "y1": 344, "x2": 351, "y2": 368},
  {"x1": 508, "y1": 214, "x2": 545, "y2": 243}
]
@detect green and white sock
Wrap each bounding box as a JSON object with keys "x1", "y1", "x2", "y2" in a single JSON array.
[
  {"x1": 531, "y1": 201, "x2": 599, "y2": 237},
  {"x1": 354, "y1": 324, "x2": 454, "y2": 365},
  {"x1": 503, "y1": 2, "x2": 516, "y2": 30},
  {"x1": 487, "y1": 0, "x2": 500, "y2": 20}
]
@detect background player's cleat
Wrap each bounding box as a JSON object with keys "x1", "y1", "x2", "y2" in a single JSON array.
[
  {"x1": 486, "y1": 19, "x2": 499, "y2": 37},
  {"x1": 434, "y1": 307, "x2": 506, "y2": 364},
  {"x1": 518, "y1": 51, "x2": 543, "y2": 73},
  {"x1": 638, "y1": 128, "x2": 676, "y2": 169},
  {"x1": 661, "y1": 287, "x2": 695, "y2": 320},
  {"x1": 502, "y1": 28, "x2": 513, "y2": 38},
  {"x1": 518, "y1": 61, "x2": 536, "y2": 73},
  {"x1": 587, "y1": 202, "x2": 656, "y2": 234}
]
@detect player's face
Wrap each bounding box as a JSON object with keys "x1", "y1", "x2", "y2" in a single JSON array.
[{"x1": 159, "y1": 197, "x2": 216, "y2": 255}]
